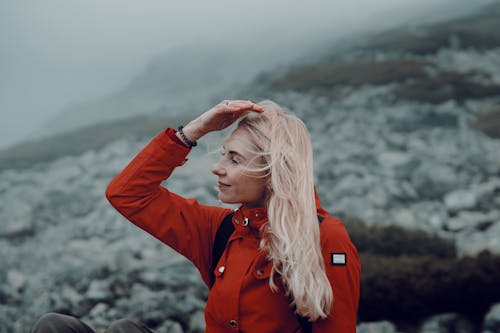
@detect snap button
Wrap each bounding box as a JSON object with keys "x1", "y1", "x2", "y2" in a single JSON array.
[
  {"x1": 218, "y1": 266, "x2": 225, "y2": 273},
  {"x1": 242, "y1": 217, "x2": 249, "y2": 226},
  {"x1": 230, "y1": 320, "x2": 237, "y2": 328},
  {"x1": 256, "y1": 269, "x2": 264, "y2": 275}
]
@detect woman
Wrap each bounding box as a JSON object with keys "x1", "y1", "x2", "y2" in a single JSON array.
[{"x1": 31, "y1": 99, "x2": 360, "y2": 332}]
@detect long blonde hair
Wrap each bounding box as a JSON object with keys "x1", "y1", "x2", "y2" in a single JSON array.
[{"x1": 236, "y1": 100, "x2": 333, "y2": 320}]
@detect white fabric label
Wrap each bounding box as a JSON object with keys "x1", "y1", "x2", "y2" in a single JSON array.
[{"x1": 331, "y1": 253, "x2": 346, "y2": 265}]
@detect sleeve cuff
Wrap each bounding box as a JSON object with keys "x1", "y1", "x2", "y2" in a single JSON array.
[
  {"x1": 148, "y1": 128, "x2": 192, "y2": 167},
  {"x1": 165, "y1": 128, "x2": 190, "y2": 147}
]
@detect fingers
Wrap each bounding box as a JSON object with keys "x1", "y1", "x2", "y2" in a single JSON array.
[
  {"x1": 249, "y1": 102, "x2": 265, "y2": 113},
  {"x1": 221, "y1": 100, "x2": 265, "y2": 113}
]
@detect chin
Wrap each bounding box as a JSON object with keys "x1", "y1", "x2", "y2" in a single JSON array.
[{"x1": 218, "y1": 195, "x2": 237, "y2": 205}]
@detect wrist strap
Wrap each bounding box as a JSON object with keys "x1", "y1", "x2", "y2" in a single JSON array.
[{"x1": 177, "y1": 126, "x2": 197, "y2": 147}]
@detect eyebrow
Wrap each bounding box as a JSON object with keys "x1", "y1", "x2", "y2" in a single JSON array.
[{"x1": 222, "y1": 146, "x2": 247, "y2": 160}]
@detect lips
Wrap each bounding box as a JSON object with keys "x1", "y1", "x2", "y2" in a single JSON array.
[{"x1": 218, "y1": 181, "x2": 231, "y2": 189}]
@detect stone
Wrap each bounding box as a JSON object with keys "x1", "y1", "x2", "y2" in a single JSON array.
[
  {"x1": 156, "y1": 320, "x2": 184, "y2": 333},
  {"x1": 456, "y1": 222, "x2": 500, "y2": 256},
  {"x1": 0, "y1": 199, "x2": 34, "y2": 238},
  {"x1": 378, "y1": 151, "x2": 418, "y2": 179},
  {"x1": 444, "y1": 211, "x2": 497, "y2": 232},
  {"x1": 367, "y1": 186, "x2": 390, "y2": 208},
  {"x1": 419, "y1": 313, "x2": 474, "y2": 333},
  {"x1": 172, "y1": 293, "x2": 206, "y2": 315},
  {"x1": 86, "y1": 280, "x2": 112, "y2": 301},
  {"x1": 391, "y1": 209, "x2": 417, "y2": 229},
  {"x1": 407, "y1": 201, "x2": 449, "y2": 231},
  {"x1": 475, "y1": 179, "x2": 500, "y2": 210},
  {"x1": 189, "y1": 310, "x2": 205, "y2": 333},
  {"x1": 89, "y1": 303, "x2": 109, "y2": 317},
  {"x1": 7, "y1": 270, "x2": 27, "y2": 292},
  {"x1": 411, "y1": 162, "x2": 457, "y2": 199},
  {"x1": 61, "y1": 284, "x2": 84, "y2": 306},
  {"x1": 483, "y1": 303, "x2": 500, "y2": 333},
  {"x1": 356, "y1": 320, "x2": 398, "y2": 333},
  {"x1": 444, "y1": 189, "x2": 478, "y2": 213}
]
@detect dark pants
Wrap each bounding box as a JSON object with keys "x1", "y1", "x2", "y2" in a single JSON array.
[{"x1": 30, "y1": 313, "x2": 155, "y2": 333}]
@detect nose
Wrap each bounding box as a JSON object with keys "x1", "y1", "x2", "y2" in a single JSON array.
[{"x1": 211, "y1": 159, "x2": 226, "y2": 176}]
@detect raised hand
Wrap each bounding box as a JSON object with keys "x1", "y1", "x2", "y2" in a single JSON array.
[{"x1": 179, "y1": 100, "x2": 264, "y2": 144}]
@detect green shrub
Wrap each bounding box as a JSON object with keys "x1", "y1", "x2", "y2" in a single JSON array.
[
  {"x1": 341, "y1": 218, "x2": 500, "y2": 327},
  {"x1": 394, "y1": 72, "x2": 500, "y2": 104},
  {"x1": 345, "y1": 217, "x2": 456, "y2": 259},
  {"x1": 269, "y1": 59, "x2": 429, "y2": 92},
  {"x1": 358, "y1": 251, "x2": 500, "y2": 324},
  {"x1": 0, "y1": 114, "x2": 188, "y2": 171}
]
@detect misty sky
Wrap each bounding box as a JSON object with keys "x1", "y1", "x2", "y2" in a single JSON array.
[{"x1": 0, "y1": 0, "x2": 486, "y2": 150}]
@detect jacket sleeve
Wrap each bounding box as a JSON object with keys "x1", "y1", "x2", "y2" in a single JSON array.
[
  {"x1": 105, "y1": 128, "x2": 231, "y2": 286},
  {"x1": 313, "y1": 216, "x2": 361, "y2": 333}
]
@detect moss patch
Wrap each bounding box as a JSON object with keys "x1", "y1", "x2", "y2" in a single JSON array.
[
  {"x1": 343, "y1": 217, "x2": 500, "y2": 328},
  {"x1": 346, "y1": 217, "x2": 456, "y2": 259},
  {"x1": 0, "y1": 114, "x2": 189, "y2": 171},
  {"x1": 359, "y1": 252, "x2": 500, "y2": 328},
  {"x1": 270, "y1": 59, "x2": 430, "y2": 92},
  {"x1": 363, "y1": 2, "x2": 500, "y2": 54},
  {"x1": 394, "y1": 71, "x2": 500, "y2": 104}
]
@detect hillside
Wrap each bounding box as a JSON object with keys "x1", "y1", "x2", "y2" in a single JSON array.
[{"x1": 1, "y1": 2, "x2": 500, "y2": 332}]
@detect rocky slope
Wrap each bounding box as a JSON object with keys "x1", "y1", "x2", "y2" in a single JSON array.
[{"x1": 1, "y1": 2, "x2": 500, "y2": 332}]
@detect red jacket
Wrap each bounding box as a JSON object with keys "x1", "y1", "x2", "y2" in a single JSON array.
[{"x1": 106, "y1": 129, "x2": 361, "y2": 333}]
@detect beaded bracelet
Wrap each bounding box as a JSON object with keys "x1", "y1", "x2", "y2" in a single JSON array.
[{"x1": 177, "y1": 126, "x2": 197, "y2": 147}]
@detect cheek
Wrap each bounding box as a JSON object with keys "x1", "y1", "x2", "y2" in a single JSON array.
[
  {"x1": 247, "y1": 176, "x2": 268, "y2": 195},
  {"x1": 230, "y1": 168, "x2": 268, "y2": 195}
]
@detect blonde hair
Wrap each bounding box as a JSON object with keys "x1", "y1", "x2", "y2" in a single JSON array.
[{"x1": 236, "y1": 100, "x2": 333, "y2": 320}]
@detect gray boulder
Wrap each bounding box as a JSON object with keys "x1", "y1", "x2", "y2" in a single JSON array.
[
  {"x1": 357, "y1": 320, "x2": 399, "y2": 333},
  {"x1": 419, "y1": 313, "x2": 474, "y2": 333},
  {"x1": 483, "y1": 303, "x2": 500, "y2": 333}
]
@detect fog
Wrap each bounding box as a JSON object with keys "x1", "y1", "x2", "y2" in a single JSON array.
[{"x1": 0, "y1": 0, "x2": 487, "y2": 149}]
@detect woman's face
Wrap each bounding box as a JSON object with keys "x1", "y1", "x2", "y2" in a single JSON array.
[{"x1": 211, "y1": 127, "x2": 268, "y2": 207}]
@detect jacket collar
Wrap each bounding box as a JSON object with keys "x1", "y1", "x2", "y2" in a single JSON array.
[
  {"x1": 232, "y1": 188, "x2": 326, "y2": 237},
  {"x1": 233, "y1": 205, "x2": 268, "y2": 237}
]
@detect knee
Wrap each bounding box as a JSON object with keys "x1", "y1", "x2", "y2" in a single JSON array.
[{"x1": 31, "y1": 313, "x2": 70, "y2": 332}]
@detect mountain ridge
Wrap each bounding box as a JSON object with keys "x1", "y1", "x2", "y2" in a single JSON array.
[{"x1": 2, "y1": 1, "x2": 499, "y2": 171}]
